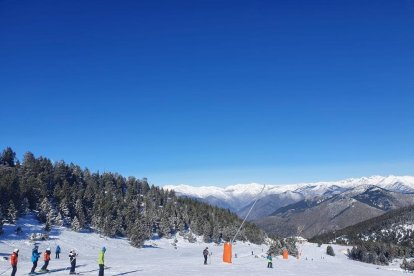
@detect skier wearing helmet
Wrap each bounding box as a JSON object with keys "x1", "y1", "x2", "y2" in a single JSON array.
[
  {"x1": 40, "y1": 247, "x2": 52, "y2": 272},
  {"x1": 10, "y1": 249, "x2": 19, "y2": 276}
]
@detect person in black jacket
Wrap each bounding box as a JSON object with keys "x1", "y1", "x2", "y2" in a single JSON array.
[
  {"x1": 203, "y1": 247, "x2": 209, "y2": 265},
  {"x1": 69, "y1": 249, "x2": 77, "y2": 275}
]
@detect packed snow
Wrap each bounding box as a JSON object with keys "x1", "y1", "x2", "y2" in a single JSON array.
[{"x1": 0, "y1": 215, "x2": 406, "y2": 275}]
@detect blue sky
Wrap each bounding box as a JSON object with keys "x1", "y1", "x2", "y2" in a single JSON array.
[{"x1": 1, "y1": 0, "x2": 414, "y2": 186}]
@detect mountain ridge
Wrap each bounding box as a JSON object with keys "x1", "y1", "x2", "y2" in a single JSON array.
[{"x1": 164, "y1": 175, "x2": 414, "y2": 214}]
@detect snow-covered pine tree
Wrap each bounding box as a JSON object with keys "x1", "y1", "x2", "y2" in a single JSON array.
[
  {"x1": 39, "y1": 198, "x2": 52, "y2": 223},
  {"x1": 75, "y1": 199, "x2": 85, "y2": 228},
  {"x1": 128, "y1": 216, "x2": 152, "y2": 247},
  {"x1": 20, "y1": 197, "x2": 30, "y2": 215},
  {"x1": 211, "y1": 224, "x2": 221, "y2": 243},
  {"x1": 59, "y1": 198, "x2": 71, "y2": 226},
  {"x1": 55, "y1": 212, "x2": 63, "y2": 226},
  {"x1": 7, "y1": 200, "x2": 18, "y2": 224},
  {"x1": 401, "y1": 258, "x2": 414, "y2": 272},
  {"x1": 202, "y1": 222, "x2": 213, "y2": 243},
  {"x1": 158, "y1": 216, "x2": 171, "y2": 238},
  {"x1": 71, "y1": 216, "x2": 81, "y2": 232}
]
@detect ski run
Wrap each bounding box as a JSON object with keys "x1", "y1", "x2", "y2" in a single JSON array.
[{"x1": 0, "y1": 215, "x2": 407, "y2": 275}]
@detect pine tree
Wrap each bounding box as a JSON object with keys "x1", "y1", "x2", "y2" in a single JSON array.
[
  {"x1": 71, "y1": 216, "x2": 81, "y2": 232},
  {"x1": 7, "y1": 200, "x2": 18, "y2": 224},
  {"x1": 158, "y1": 216, "x2": 171, "y2": 238},
  {"x1": 203, "y1": 222, "x2": 213, "y2": 243},
  {"x1": 75, "y1": 199, "x2": 85, "y2": 228},
  {"x1": 55, "y1": 212, "x2": 63, "y2": 226},
  {"x1": 20, "y1": 197, "x2": 30, "y2": 214},
  {"x1": 128, "y1": 216, "x2": 152, "y2": 247},
  {"x1": 0, "y1": 147, "x2": 16, "y2": 167},
  {"x1": 59, "y1": 198, "x2": 71, "y2": 226},
  {"x1": 0, "y1": 209, "x2": 4, "y2": 235},
  {"x1": 39, "y1": 198, "x2": 52, "y2": 222}
]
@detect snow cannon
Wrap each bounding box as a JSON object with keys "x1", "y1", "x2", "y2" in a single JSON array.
[{"x1": 223, "y1": 242, "x2": 232, "y2": 263}]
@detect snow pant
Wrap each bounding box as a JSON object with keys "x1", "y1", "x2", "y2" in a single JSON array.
[
  {"x1": 41, "y1": 260, "x2": 49, "y2": 270},
  {"x1": 204, "y1": 255, "x2": 208, "y2": 265},
  {"x1": 99, "y1": 264, "x2": 105, "y2": 276},
  {"x1": 267, "y1": 262, "x2": 272, "y2": 268},
  {"x1": 11, "y1": 265, "x2": 17, "y2": 276},
  {"x1": 31, "y1": 261, "x2": 38, "y2": 273},
  {"x1": 70, "y1": 259, "x2": 76, "y2": 273},
  {"x1": 56, "y1": 252, "x2": 60, "y2": 259}
]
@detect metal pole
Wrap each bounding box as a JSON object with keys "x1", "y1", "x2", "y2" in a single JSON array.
[{"x1": 231, "y1": 184, "x2": 265, "y2": 244}]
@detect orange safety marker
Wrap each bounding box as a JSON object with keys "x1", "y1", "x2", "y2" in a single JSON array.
[
  {"x1": 282, "y1": 249, "x2": 289, "y2": 259},
  {"x1": 223, "y1": 242, "x2": 232, "y2": 263}
]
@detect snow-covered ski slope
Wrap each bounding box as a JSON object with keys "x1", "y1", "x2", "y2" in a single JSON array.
[{"x1": 0, "y1": 215, "x2": 404, "y2": 275}]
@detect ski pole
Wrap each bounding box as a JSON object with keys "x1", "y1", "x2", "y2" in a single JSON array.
[{"x1": 0, "y1": 267, "x2": 12, "y2": 276}]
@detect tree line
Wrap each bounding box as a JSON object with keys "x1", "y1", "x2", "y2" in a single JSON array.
[{"x1": 0, "y1": 147, "x2": 266, "y2": 246}]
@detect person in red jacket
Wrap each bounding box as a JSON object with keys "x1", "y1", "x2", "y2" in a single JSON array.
[
  {"x1": 10, "y1": 249, "x2": 19, "y2": 276},
  {"x1": 40, "y1": 248, "x2": 51, "y2": 272}
]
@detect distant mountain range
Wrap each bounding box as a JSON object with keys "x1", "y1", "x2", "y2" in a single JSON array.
[{"x1": 165, "y1": 175, "x2": 414, "y2": 238}]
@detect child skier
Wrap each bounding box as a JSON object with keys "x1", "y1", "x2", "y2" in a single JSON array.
[
  {"x1": 267, "y1": 254, "x2": 273, "y2": 268},
  {"x1": 10, "y1": 249, "x2": 19, "y2": 276},
  {"x1": 69, "y1": 249, "x2": 77, "y2": 275},
  {"x1": 40, "y1": 247, "x2": 51, "y2": 272},
  {"x1": 30, "y1": 245, "x2": 41, "y2": 275}
]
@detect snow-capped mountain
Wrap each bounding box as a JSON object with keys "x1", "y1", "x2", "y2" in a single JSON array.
[{"x1": 164, "y1": 175, "x2": 414, "y2": 217}]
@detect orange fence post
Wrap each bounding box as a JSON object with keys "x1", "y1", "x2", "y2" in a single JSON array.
[{"x1": 223, "y1": 242, "x2": 232, "y2": 263}]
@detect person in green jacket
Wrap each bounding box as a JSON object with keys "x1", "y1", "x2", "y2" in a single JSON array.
[
  {"x1": 267, "y1": 254, "x2": 273, "y2": 268},
  {"x1": 98, "y1": 246, "x2": 106, "y2": 276}
]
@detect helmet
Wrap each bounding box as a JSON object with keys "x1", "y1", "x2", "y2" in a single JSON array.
[
  {"x1": 13, "y1": 249, "x2": 19, "y2": 253},
  {"x1": 102, "y1": 246, "x2": 106, "y2": 252},
  {"x1": 46, "y1": 247, "x2": 51, "y2": 251}
]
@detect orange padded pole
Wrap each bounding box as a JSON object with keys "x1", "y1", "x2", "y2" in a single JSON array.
[{"x1": 223, "y1": 242, "x2": 232, "y2": 263}]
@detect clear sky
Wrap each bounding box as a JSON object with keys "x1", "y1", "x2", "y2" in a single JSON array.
[{"x1": 1, "y1": 0, "x2": 414, "y2": 186}]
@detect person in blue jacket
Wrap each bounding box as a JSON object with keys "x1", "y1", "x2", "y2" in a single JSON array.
[
  {"x1": 55, "y1": 245, "x2": 61, "y2": 259},
  {"x1": 30, "y1": 245, "x2": 41, "y2": 274}
]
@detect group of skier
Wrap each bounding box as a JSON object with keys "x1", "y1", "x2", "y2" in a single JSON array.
[{"x1": 8, "y1": 245, "x2": 106, "y2": 275}]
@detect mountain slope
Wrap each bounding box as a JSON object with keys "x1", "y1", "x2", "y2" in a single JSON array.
[
  {"x1": 311, "y1": 204, "x2": 414, "y2": 247},
  {"x1": 254, "y1": 186, "x2": 414, "y2": 238}
]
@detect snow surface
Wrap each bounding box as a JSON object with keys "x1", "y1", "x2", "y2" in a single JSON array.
[
  {"x1": 0, "y1": 215, "x2": 406, "y2": 275},
  {"x1": 164, "y1": 175, "x2": 414, "y2": 211}
]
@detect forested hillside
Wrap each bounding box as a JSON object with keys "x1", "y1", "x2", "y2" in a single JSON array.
[
  {"x1": 311, "y1": 205, "x2": 414, "y2": 265},
  {"x1": 0, "y1": 147, "x2": 265, "y2": 246}
]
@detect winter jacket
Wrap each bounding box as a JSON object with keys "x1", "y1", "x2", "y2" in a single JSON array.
[
  {"x1": 98, "y1": 250, "x2": 105, "y2": 265},
  {"x1": 69, "y1": 252, "x2": 77, "y2": 262},
  {"x1": 56, "y1": 246, "x2": 61, "y2": 253},
  {"x1": 203, "y1": 249, "x2": 209, "y2": 256},
  {"x1": 32, "y1": 249, "x2": 41, "y2": 263},
  {"x1": 10, "y1": 252, "x2": 18, "y2": 266},
  {"x1": 44, "y1": 250, "x2": 51, "y2": 261},
  {"x1": 267, "y1": 255, "x2": 272, "y2": 263}
]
